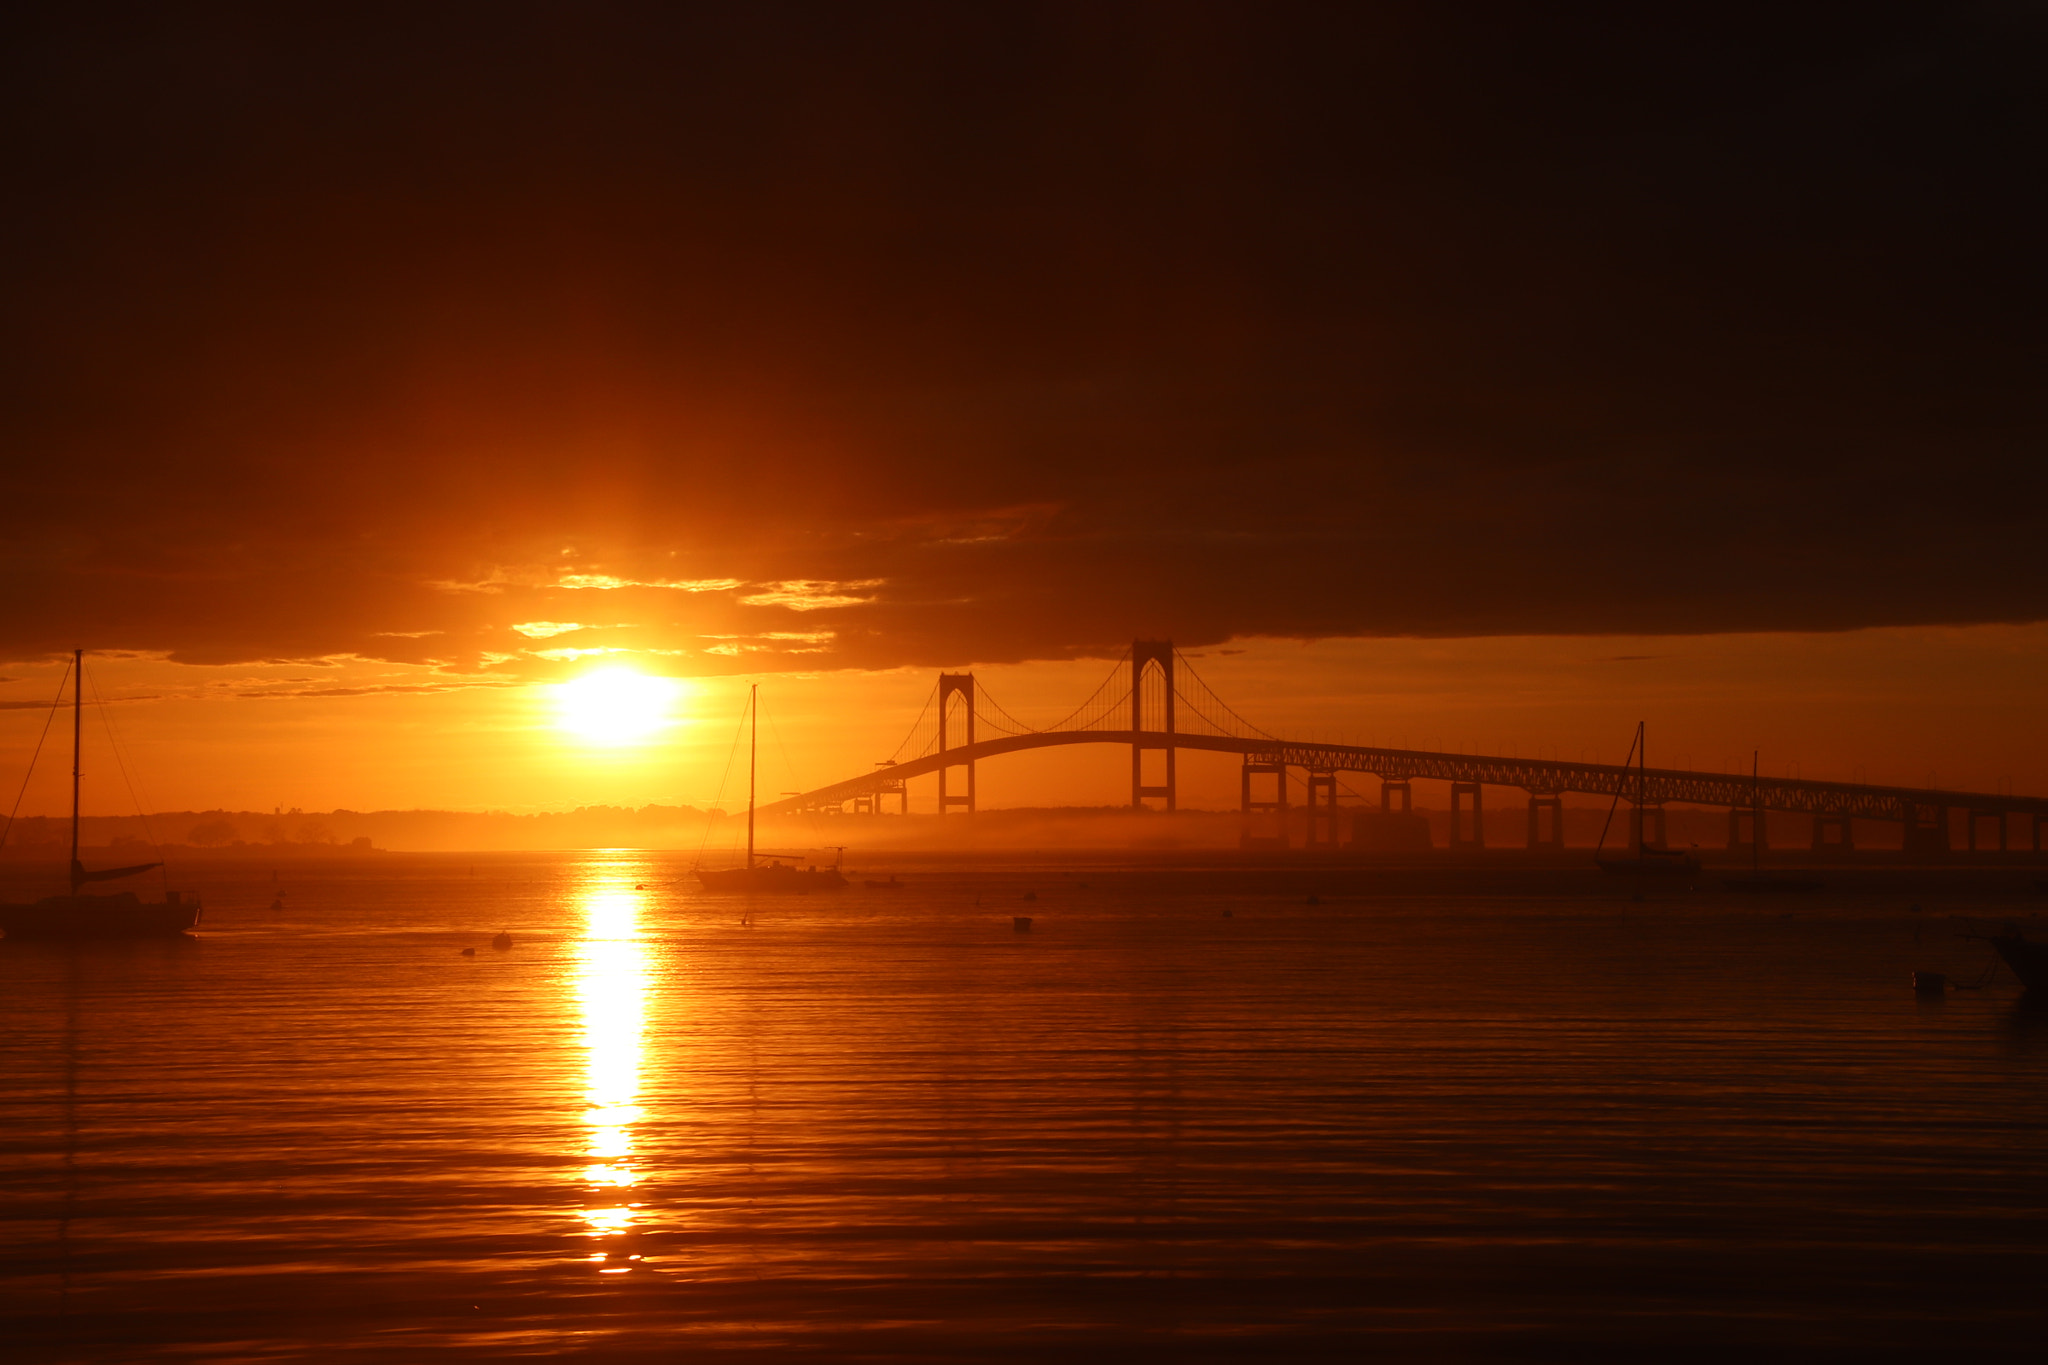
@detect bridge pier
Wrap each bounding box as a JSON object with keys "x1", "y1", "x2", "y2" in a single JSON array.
[
  {"x1": 1628, "y1": 803, "x2": 1667, "y2": 851},
  {"x1": 1305, "y1": 769, "x2": 1341, "y2": 848},
  {"x1": 1240, "y1": 755, "x2": 1288, "y2": 849},
  {"x1": 1966, "y1": 809, "x2": 2008, "y2": 853},
  {"x1": 1811, "y1": 813, "x2": 1853, "y2": 851},
  {"x1": 1727, "y1": 807, "x2": 1767, "y2": 854},
  {"x1": 1381, "y1": 780, "x2": 1411, "y2": 813},
  {"x1": 1902, "y1": 802, "x2": 1948, "y2": 858},
  {"x1": 1449, "y1": 781, "x2": 1484, "y2": 851},
  {"x1": 1526, "y1": 794, "x2": 1564, "y2": 850},
  {"x1": 1130, "y1": 640, "x2": 1177, "y2": 811},
  {"x1": 937, "y1": 673, "x2": 976, "y2": 815}
]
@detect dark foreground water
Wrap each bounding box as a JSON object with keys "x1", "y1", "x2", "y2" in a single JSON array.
[{"x1": 2, "y1": 852, "x2": 2046, "y2": 1363}]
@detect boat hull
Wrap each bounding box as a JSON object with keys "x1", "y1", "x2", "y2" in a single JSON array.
[
  {"x1": 1723, "y1": 876, "x2": 1824, "y2": 893},
  {"x1": 1596, "y1": 856, "x2": 1701, "y2": 877},
  {"x1": 1993, "y1": 930, "x2": 2048, "y2": 992},
  {"x1": 696, "y1": 866, "x2": 848, "y2": 892},
  {"x1": 0, "y1": 892, "x2": 202, "y2": 939}
]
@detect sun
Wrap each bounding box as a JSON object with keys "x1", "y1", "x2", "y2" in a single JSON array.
[{"x1": 553, "y1": 667, "x2": 683, "y2": 745}]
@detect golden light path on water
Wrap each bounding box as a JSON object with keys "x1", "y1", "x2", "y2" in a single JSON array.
[{"x1": 573, "y1": 871, "x2": 651, "y2": 1273}]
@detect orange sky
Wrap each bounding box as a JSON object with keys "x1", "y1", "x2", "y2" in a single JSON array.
[
  {"x1": 3, "y1": 9, "x2": 2042, "y2": 821},
  {"x1": 5, "y1": 624, "x2": 2043, "y2": 817}
]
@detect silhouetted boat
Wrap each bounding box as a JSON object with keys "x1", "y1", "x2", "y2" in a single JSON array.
[
  {"x1": 694, "y1": 684, "x2": 847, "y2": 892},
  {"x1": 700, "y1": 858, "x2": 846, "y2": 891},
  {"x1": 1593, "y1": 721, "x2": 1701, "y2": 879},
  {"x1": 864, "y1": 876, "x2": 904, "y2": 890},
  {"x1": 0, "y1": 651, "x2": 201, "y2": 939},
  {"x1": 1719, "y1": 754, "x2": 1819, "y2": 891},
  {"x1": 1991, "y1": 926, "x2": 2048, "y2": 992},
  {"x1": 1597, "y1": 848, "x2": 1701, "y2": 877}
]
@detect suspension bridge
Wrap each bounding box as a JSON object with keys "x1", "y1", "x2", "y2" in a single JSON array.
[{"x1": 760, "y1": 640, "x2": 2048, "y2": 855}]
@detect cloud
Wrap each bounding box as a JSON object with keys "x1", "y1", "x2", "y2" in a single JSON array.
[
  {"x1": 557, "y1": 575, "x2": 742, "y2": 592},
  {"x1": 0, "y1": 7, "x2": 2042, "y2": 679},
  {"x1": 512, "y1": 622, "x2": 584, "y2": 638},
  {"x1": 739, "y1": 581, "x2": 883, "y2": 612}
]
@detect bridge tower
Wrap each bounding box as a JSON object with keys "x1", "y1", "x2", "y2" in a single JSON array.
[
  {"x1": 1131, "y1": 640, "x2": 1176, "y2": 811},
  {"x1": 937, "y1": 673, "x2": 975, "y2": 815},
  {"x1": 1304, "y1": 770, "x2": 1342, "y2": 848}
]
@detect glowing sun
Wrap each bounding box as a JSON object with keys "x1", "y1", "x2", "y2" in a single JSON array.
[{"x1": 554, "y1": 667, "x2": 682, "y2": 745}]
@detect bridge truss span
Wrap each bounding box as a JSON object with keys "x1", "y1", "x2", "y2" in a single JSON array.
[
  {"x1": 763, "y1": 729, "x2": 2048, "y2": 829},
  {"x1": 760, "y1": 639, "x2": 2048, "y2": 852}
]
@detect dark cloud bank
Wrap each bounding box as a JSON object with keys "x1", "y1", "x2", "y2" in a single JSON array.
[{"x1": 3, "y1": 2, "x2": 2043, "y2": 674}]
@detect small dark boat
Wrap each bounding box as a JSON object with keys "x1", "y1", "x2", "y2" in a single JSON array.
[
  {"x1": 0, "y1": 650, "x2": 200, "y2": 940},
  {"x1": 864, "y1": 876, "x2": 904, "y2": 890},
  {"x1": 491, "y1": 930, "x2": 513, "y2": 950},
  {"x1": 1723, "y1": 875, "x2": 1823, "y2": 893},
  {"x1": 1991, "y1": 926, "x2": 2048, "y2": 992}
]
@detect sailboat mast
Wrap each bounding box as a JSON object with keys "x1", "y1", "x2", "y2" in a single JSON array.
[
  {"x1": 746, "y1": 683, "x2": 757, "y2": 870},
  {"x1": 1751, "y1": 749, "x2": 1761, "y2": 872},
  {"x1": 70, "y1": 648, "x2": 82, "y2": 890},
  {"x1": 1638, "y1": 721, "x2": 1647, "y2": 860}
]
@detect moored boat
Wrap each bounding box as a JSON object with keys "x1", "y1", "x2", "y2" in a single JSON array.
[
  {"x1": 1592, "y1": 722, "x2": 1701, "y2": 879},
  {"x1": 694, "y1": 684, "x2": 847, "y2": 892},
  {"x1": 0, "y1": 651, "x2": 201, "y2": 939}
]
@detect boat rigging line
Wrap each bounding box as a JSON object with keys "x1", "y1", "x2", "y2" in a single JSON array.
[{"x1": 0, "y1": 657, "x2": 73, "y2": 852}]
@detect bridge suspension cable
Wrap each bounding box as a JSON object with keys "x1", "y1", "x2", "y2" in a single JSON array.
[
  {"x1": 1042, "y1": 648, "x2": 1134, "y2": 733},
  {"x1": 1171, "y1": 649, "x2": 1277, "y2": 741},
  {"x1": 886, "y1": 682, "x2": 942, "y2": 765}
]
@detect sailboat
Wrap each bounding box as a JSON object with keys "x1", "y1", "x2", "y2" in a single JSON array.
[
  {"x1": 694, "y1": 684, "x2": 847, "y2": 892},
  {"x1": 1594, "y1": 721, "x2": 1701, "y2": 878},
  {"x1": 1723, "y1": 750, "x2": 1822, "y2": 893},
  {"x1": 0, "y1": 651, "x2": 202, "y2": 938}
]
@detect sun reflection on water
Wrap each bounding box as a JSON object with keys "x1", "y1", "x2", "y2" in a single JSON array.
[{"x1": 574, "y1": 876, "x2": 652, "y2": 1270}]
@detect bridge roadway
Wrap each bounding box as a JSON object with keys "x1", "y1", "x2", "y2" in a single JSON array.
[{"x1": 758, "y1": 730, "x2": 2048, "y2": 830}]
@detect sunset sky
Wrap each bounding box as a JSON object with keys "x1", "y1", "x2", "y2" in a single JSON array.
[{"x1": 3, "y1": 4, "x2": 2043, "y2": 815}]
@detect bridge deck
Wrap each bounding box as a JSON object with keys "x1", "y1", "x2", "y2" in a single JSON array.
[{"x1": 759, "y1": 731, "x2": 2048, "y2": 824}]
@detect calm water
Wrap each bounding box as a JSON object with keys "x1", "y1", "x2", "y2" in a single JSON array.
[{"x1": 3, "y1": 852, "x2": 2046, "y2": 1362}]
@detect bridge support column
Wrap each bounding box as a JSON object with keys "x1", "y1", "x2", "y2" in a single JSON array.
[
  {"x1": 2035, "y1": 814, "x2": 2043, "y2": 855},
  {"x1": 937, "y1": 673, "x2": 976, "y2": 815},
  {"x1": 1240, "y1": 754, "x2": 1288, "y2": 849},
  {"x1": 1727, "y1": 807, "x2": 1767, "y2": 854},
  {"x1": 1305, "y1": 769, "x2": 1341, "y2": 848},
  {"x1": 1449, "y1": 781, "x2": 1484, "y2": 851},
  {"x1": 1811, "y1": 813, "x2": 1853, "y2": 851},
  {"x1": 1130, "y1": 640, "x2": 1177, "y2": 811},
  {"x1": 1966, "y1": 809, "x2": 2007, "y2": 853},
  {"x1": 1903, "y1": 802, "x2": 1948, "y2": 859},
  {"x1": 1628, "y1": 803, "x2": 1667, "y2": 852},
  {"x1": 1381, "y1": 780, "x2": 1411, "y2": 813},
  {"x1": 1526, "y1": 794, "x2": 1564, "y2": 850}
]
